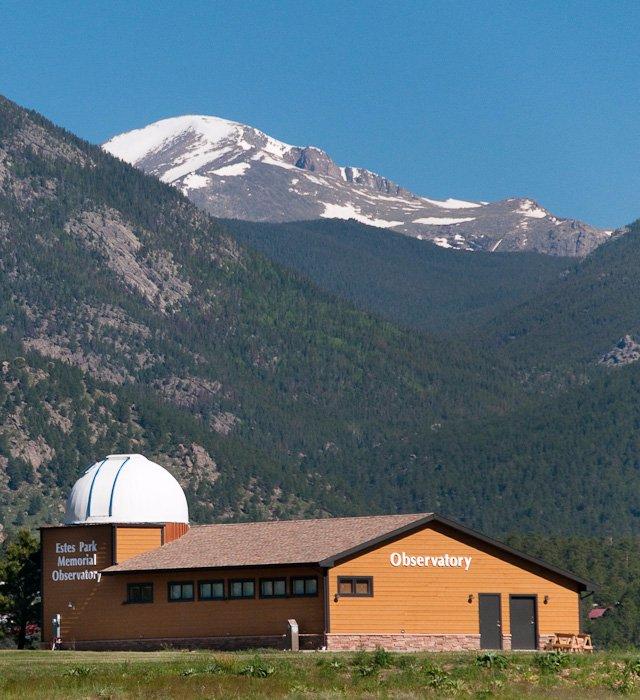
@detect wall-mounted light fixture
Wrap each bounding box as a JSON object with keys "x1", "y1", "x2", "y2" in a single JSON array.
[
  {"x1": 467, "y1": 594, "x2": 474, "y2": 604},
  {"x1": 543, "y1": 595, "x2": 550, "y2": 605},
  {"x1": 334, "y1": 593, "x2": 339, "y2": 603}
]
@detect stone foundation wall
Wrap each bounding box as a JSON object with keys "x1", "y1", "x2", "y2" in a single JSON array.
[
  {"x1": 325, "y1": 633, "x2": 481, "y2": 652},
  {"x1": 501, "y1": 634, "x2": 512, "y2": 651},
  {"x1": 55, "y1": 634, "x2": 323, "y2": 652},
  {"x1": 538, "y1": 634, "x2": 554, "y2": 651}
]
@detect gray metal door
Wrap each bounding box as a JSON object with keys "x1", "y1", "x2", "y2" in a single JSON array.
[
  {"x1": 510, "y1": 596, "x2": 537, "y2": 650},
  {"x1": 479, "y1": 594, "x2": 502, "y2": 649}
]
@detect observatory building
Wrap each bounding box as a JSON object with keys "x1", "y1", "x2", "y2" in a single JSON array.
[{"x1": 41, "y1": 454, "x2": 592, "y2": 651}]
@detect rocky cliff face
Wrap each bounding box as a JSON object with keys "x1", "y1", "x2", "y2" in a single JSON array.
[
  {"x1": 104, "y1": 115, "x2": 612, "y2": 257},
  {"x1": 599, "y1": 335, "x2": 640, "y2": 366}
]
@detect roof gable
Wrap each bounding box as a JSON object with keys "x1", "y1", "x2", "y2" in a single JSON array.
[{"x1": 319, "y1": 514, "x2": 594, "y2": 590}]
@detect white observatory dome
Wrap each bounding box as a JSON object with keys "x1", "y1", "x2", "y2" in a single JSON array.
[{"x1": 64, "y1": 454, "x2": 189, "y2": 525}]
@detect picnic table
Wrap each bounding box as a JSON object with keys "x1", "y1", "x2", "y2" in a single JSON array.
[{"x1": 545, "y1": 632, "x2": 593, "y2": 653}]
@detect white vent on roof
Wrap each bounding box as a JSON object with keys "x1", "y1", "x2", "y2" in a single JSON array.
[{"x1": 64, "y1": 454, "x2": 189, "y2": 525}]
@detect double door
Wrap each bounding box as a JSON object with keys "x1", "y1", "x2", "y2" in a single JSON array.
[{"x1": 479, "y1": 594, "x2": 538, "y2": 650}]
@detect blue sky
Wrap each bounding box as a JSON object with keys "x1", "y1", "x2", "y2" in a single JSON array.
[{"x1": 1, "y1": 0, "x2": 639, "y2": 228}]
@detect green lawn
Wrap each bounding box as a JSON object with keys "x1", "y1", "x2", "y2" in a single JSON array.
[{"x1": 2, "y1": 648, "x2": 640, "y2": 698}]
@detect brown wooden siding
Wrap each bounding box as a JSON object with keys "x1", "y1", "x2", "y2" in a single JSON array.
[
  {"x1": 115, "y1": 527, "x2": 163, "y2": 564},
  {"x1": 41, "y1": 525, "x2": 114, "y2": 644},
  {"x1": 163, "y1": 522, "x2": 190, "y2": 544},
  {"x1": 41, "y1": 524, "x2": 323, "y2": 644},
  {"x1": 328, "y1": 521, "x2": 580, "y2": 636}
]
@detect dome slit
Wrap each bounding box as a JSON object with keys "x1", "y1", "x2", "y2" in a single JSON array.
[
  {"x1": 108, "y1": 456, "x2": 131, "y2": 517},
  {"x1": 85, "y1": 458, "x2": 108, "y2": 520}
]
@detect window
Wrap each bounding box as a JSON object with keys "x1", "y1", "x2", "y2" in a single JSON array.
[
  {"x1": 291, "y1": 576, "x2": 318, "y2": 597},
  {"x1": 229, "y1": 579, "x2": 255, "y2": 599},
  {"x1": 337, "y1": 576, "x2": 373, "y2": 597},
  {"x1": 199, "y1": 580, "x2": 225, "y2": 600},
  {"x1": 260, "y1": 578, "x2": 287, "y2": 598},
  {"x1": 127, "y1": 583, "x2": 153, "y2": 604},
  {"x1": 168, "y1": 581, "x2": 194, "y2": 602}
]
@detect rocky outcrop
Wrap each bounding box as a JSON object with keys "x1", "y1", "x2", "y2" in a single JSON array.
[
  {"x1": 294, "y1": 147, "x2": 342, "y2": 178},
  {"x1": 210, "y1": 411, "x2": 238, "y2": 436},
  {"x1": 599, "y1": 335, "x2": 640, "y2": 366},
  {"x1": 64, "y1": 209, "x2": 191, "y2": 312}
]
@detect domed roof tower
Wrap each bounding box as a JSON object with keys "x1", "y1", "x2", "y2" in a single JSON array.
[{"x1": 64, "y1": 454, "x2": 189, "y2": 525}]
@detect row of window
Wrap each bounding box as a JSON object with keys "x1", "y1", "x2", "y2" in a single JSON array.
[
  {"x1": 127, "y1": 576, "x2": 319, "y2": 604},
  {"x1": 127, "y1": 576, "x2": 374, "y2": 604}
]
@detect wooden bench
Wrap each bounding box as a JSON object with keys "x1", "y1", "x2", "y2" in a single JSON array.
[{"x1": 544, "y1": 633, "x2": 593, "y2": 653}]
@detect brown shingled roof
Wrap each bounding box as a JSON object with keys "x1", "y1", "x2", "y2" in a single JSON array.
[{"x1": 104, "y1": 512, "x2": 430, "y2": 572}]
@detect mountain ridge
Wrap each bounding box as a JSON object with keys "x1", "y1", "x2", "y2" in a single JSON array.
[{"x1": 103, "y1": 114, "x2": 611, "y2": 257}]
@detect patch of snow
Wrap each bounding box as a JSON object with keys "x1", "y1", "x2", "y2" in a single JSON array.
[
  {"x1": 103, "y1": 115, "x2": 240, "y2": 165},
  {"x1": 355, "y1": 190, "x2": 422, "y2": 207},
  {"x1": 253, "y1": 153, "x2": 298, "y2": 170},
  {"x1": 303, "y1": 173, "x2": 326, "y2": 186},
  {"x1": 320, "y1": 203, "x2": 403, "y2": 229},
  {"x1": 491, "y1": 239, "x2": 503, "y2": 251},
  {"x1": 433, "y1": 237, "x2": 453, "y2": 249},
  {"x1": 422, "y1": 197, "x2": 482, "y2": 209},
  {"x1": 161, "y1": 146, "x2": 233, "y2": 183},
  {"x1": 262, "y1": 134, "x2": 294, "y2": 158},
  {"x1": 291, "y1": 178, "x2": 299, "y2": 185},
  {"x1": 413, "y1": 216, "x2": 476, "y2": 225},
  {"x1": 211, "y1": 162, "x2": 251, "y2": 177},
  {"x1": 181, "y1": 173, "x2": 210, "y2": 191},
  {"x1": 518, "y1": 199, "x2": 547, "y2": 218}
]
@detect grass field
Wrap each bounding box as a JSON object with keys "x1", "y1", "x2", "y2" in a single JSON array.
[{"x1": 2, "y1": 648, "x2": 640, "y2": 698}]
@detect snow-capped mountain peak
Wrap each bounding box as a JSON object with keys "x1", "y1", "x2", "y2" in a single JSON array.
[{"x1": 104, "y1": 116, "x2": 609, "y2": 257}]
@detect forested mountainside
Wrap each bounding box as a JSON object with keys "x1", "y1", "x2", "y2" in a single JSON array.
[
  {"x1": 481, "y1": 220, "x2": 640, "y2": 369},
  {"x1": 0, "y1": 331, "x2": 296, "y2": 533},
  {"x1": 4, "y1": 94, "x2": 640, "y2": 541},
  {"x1": 225, "y1": 218, "x2": 570, "y2": 333},
  {"x1": 0, "y1": 95, "x2": 517, "y2": 536}
]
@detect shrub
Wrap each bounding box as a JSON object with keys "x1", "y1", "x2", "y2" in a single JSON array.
[
  {"x1": 237, "y1": 657, "x2": 275, "y2": 678},
  {"x1": 64, "y1": 665, "x2": 96, "y2": 677},
  {"x1": 422, "y1": 664, "x2": 462, "y2": 692},
  {"x1": 354, "y1": 663, "x2": 377, "y2": 677},
  {"x1": 202, "y1": 660, "x2": 226, "y2": 675},
  {"x1": 372, "y1": 646, "x2": 393, "y2": 668},
  {"x1": 625, "y1": 658, "x2": 640, "y2": 676},
  {"x1": 475, "y1": 652, "x2": 509, "y2": 669},
  {"x1": 534, "y1": 651, "x2": 569, "y2": 672}
]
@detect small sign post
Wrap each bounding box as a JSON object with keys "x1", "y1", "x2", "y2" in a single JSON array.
[{"x1": 287, "y1": 619, "x2": 299, "y2": 652}]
